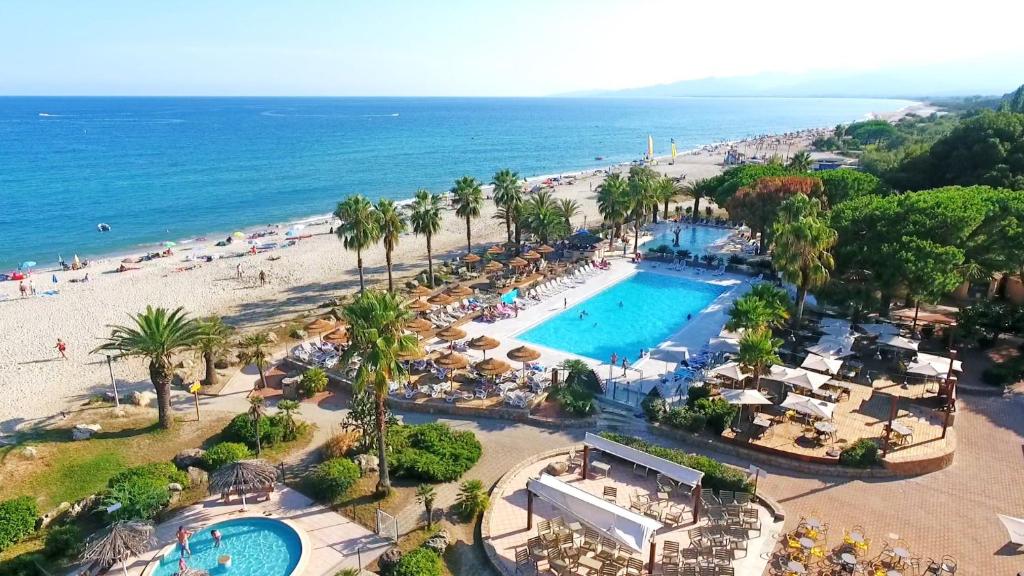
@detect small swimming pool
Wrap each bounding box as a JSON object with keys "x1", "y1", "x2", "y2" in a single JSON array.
[
  {"x1": 517, "y1": 272, "x2": 726, "y2": 363},
  {"x1": 150, "y1": 517, "x2": 302, "y2": 576},
  {"x1": 640, "y1": 224, "x2": 731, "y2": 255}
]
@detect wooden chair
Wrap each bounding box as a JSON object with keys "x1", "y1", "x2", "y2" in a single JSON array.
[
  {"x1": 728, "y1": 527, "x2": 748, "y2": 557},
  {"x1": 557, "y1": 532, "x2": 578, "y2": 562},
  {"x1": 663, "y1": 504, "x2": 685, "y2": 526},
  {"x1": 599, "y1": 563, "x2": 620, "y2": 576},
  {"x1": 712, "y1": 548, "x2": 732, "y2": 566},
  {"x1": 546, "y1": 549, "x2": 572, "y2": 576},
  {"x1": 662, "y1": 540, "x2": 681, "y2": 566},
  {"x1": 741, "y1": 509, "x2": 761, "y2": 535},
  {"x1": 624, "y1": 557, "x2": 645, "y2": 576},
  {"x1": 663, "y1": 564, "x2": 681, "y2": 576},
  {"x1": 603, "y1": 486, "x2": 618, "y2": 503},
  {"x1": 716, "y1": 567, "x2": 735, "y2": 576},
  {"x1": 733, "y1": 492, "x2": 752, "y2": 506},
  {"x1": 580, "y1": 527, "x2": 600, "y2": 555},
  {"x1": 514, "y1": 546, "x2": 535, "y2": 575},
  {"x1": 595, "y1": 538, "x2": 618, "y2": 563},
  {"x1": 526, "y1": 536, "x2": 548, "y2": 566},
  {"x1": 680, "y1": 547, "x2": 699, "y2": 564},
  {"x1": 687, "y1": 527, "x2": 707, "y2": 547},
  {"x1": 538, "y1": 520, "x2": 557, "y2": 545},
  {"x1": 678, "y1": 566, "x2": 696, "y2": 576},
  {"x1": 719, "y1": 490, "x2": 735, "y2": 505}
]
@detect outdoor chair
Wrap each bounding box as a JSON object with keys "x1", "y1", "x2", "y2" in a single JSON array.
[
  {"x1": 716, "y1": 567, "x2": 735, "y2": 576},
  {"x1": 595, "y1": 538, "x2": 619, "y2": 563},
  {"x1": 546, "y1": 549, "x2": 572, "y2": 576},
  {"x1": 514, "y1": 547, "x2": 536, "y2": 575},
  {"x1": 741, "y1": 509, "x2": 761, "y2": 535},
  {"x1": 629, "y1": 494, "x2": 650, "y2": 515},
  {"x1": 697, "y1": 565, "x2": 717, "y2": 576},
  {"x1": 603, "y1": 486, "x2": 618, "y2": 503},
  {"x1": 727, "y1": 528, "x2": 748, "y2": 557},
  {"x1": 599, "y1": 564, "x2": 620, "y2": 576},
  {"x1": 632, "y1": 462, "x2": 649, "y2": 477},
  {"x1": 719, "y1": 490, "x2": 735, "y2": 505},
  {"x1": 712, "y1": 547, "x2": 732, "y2": 566},
  {"x1": 687, "y1": 527, "x2": 707, "y2": 547},
  {"x1": 680, "y1": 548, "x2": 699, "y2": 565},
  {"x1": 733, "y1": 492, "x2": 752, "y2": 506},
  {"x1": 661, "y1": 540, "x2": 681, "y2": 566},
  {"x1": 580, "y1": 528, "x2": 600, "y2": 554},
  {"x1": 527, "y1": 536, "x2": 548, "y2": 566},
  {"x1": 538, "y1": 520, "x2": 557, "y2": 545},
  {"x1": 624, "y1": 557, "x2": 645, "y2": 576},
  {"x1": 663, "y1": 504, "x2": 685, "y2": 526},
  {"x1": 678, "y1": 566, "x2": 696, "y2": 576}
]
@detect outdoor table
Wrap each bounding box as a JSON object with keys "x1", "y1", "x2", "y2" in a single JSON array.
[
  {"x1": 591, "y1": 461, "x2": 611, "y2": 478},
  {"x1": 803, "y1": 518, "x2": 822, "y2": 530},
  {"x1": 787, "y1": 560, "x2": 806, "y2": 574},
  {"x1": 568, "y1": 521, "x2": 582, "y2": 534},
  {"x1": 657, "y1": 492, "x2": 669, "y2": 501},
  {"x1": 849, "y1": 531, "x2": 864, "y2": 543},
  {"x1": 840, "y1": 553, "x2": 857, "y2": 565},
  {"x1": 890, "y1": 422, "x2": 912, "y2": 438},
  {"x1": 799, "y1": 537, "x2": 815, "y2": 549},
  {"x1": 577, "y1": 555, "x2": 602, "y2": 573},
  {"x1": 753, "y1": 416, "x2": 771, "y2": 427},
  {"x1": 887, "y1": 571, "x2": 903, "y2": 576}
]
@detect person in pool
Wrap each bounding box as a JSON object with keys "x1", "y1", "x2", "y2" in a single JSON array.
[
  {"x1": 211, "y1": 529, "x2": 223, "y2": 548},
  {"x1": 178, "y1": 556, "x2": 188, "y2": 574},
  {"x1": 177, "y1": 526, "x2": 193, "y2": 556}
]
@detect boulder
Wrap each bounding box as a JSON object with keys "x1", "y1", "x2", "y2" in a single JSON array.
[
  {"x1": 173, "y1": 448, "x2": 206, "y2": 469},
  {"x1": 545, "y1": 461, "x2": 568, "y2": 476},
  {"x1": 214, "y1": 358, "x2": 230, "y2": 370},
  {"x1": 187, "y1": 466, "x2": 208, "y2": 486},
  {"x1": 67, "y1": 495, "x2": 98, "y2": 519},
  {"x1": 423, "y1": 529, "x2": 451, "y2": 554},
  {"x1": 72, "y1": 424, "x2": 101, "y2": 441},
  {"x1": 378, "y1": 548, "x2": 403, "y2": 574},
  {"x1": 354, "y1": 454, "x2": 379, "y2": 475},
  {"x1": 129, "y1": 390, "x2": 156, "y2": 407},
  {"x1": 22, "y1": 446, "x2": 38, "y2": 459},
  {"x1": 168, "y1": 482, "x2": 184, "y2": 492}
]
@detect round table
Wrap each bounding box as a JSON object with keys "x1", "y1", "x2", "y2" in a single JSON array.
[
  {"x1": 799, "y1": 537, "x2": 815, "y2": 549},
  {"x1": 887, "y1": 571, "x2": 902, "y2": 576},
  {"x1": 787, "y1": 560, "x2": 806, "y2": 574},
  {"x1": 804, "y1": 518, "x2": 822, "y2": 529},
  {"x1": 814, "y1": 421, "x2": 836, "y2": 434},
  {"x1": 840, "y1": 553, "x2": 857, "y2": 566},
  {"x1": 849, "y1": 531, "x2": 864, "y2": 543},
  {"x1": 893, "y1": 547, "x2": 910, "y2": 563}
]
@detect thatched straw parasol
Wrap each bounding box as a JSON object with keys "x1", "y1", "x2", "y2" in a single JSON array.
[
  {"x1": 81, "y1": 521, "x2": 155, "y2": 576},
  {"x1": 523, "y1": 250, "x2": 541, "y2": 260},
  {"x1": 462, "y1": 253, "x2": 481, "y2": 263},
  {"x1": 468, "y1": 335, "x2": 500, "y2": 359},
  {"x1": 435, "y1": 351, "x2": 468, "y2": 385},
  {"x1": 427, "y1": 292, "x2": 454, "y2": 306},
  {"x1": 323, "y1": 328, "x2": 349, "y2": 345},
  {"x1": 508, "y1": 257, "x2": 528, "y2": 268},
  {"x1": 475, "y1": 357, "x2": 512, "y2": 377},
  {"x1": 436, "y1": 325, "x2": 467, "y2": 342},
  {"x1": 447, "y1": 285, "x2": 474, "y2": 298},
  {"x1": 397, "y1": 346, "x2": 426, "y2": 361},
  {"x1": 305, "y1": 317, "x2": 336, "y2": 334},
  {"x1": 406, "y1": 317, "x2": 434, "y2": 333},
  {"x1": 487, "y1": 245, "x2": 505, "y2": 255},
  {"x1": 484, "y1": 261, "x2": 503, "y2": 273},
  {"x1": 209, "y1": 459, "x2": 279, "y2": 510},
  {"x1": 507, "y1": 345, "x2": 542, "y2": 380},
  {"x1": 536, "y1": 244, "x2": 555, "y2": 255},
  {"x1": 410, "y1": 285, "x2": 433, "y2": 297},
  {"x1": 408, "y1": 299, "x2": 433, "y2": 312}
]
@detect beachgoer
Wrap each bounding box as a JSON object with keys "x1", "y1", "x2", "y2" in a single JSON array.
[
  {"x1": 29, "y1": 279, "x2": 36, "y2": 295},
  {"x1": 55, "y1": 339, "x2": 67, "y2": 360},
  {"x1": 686, "y1": 313, "x2": 692, "y2": 321},
  {"x1": 211, "y1": 529, "x2": 222, "y2": 548},
  {"x1": 259, "y1": 270, "x2": 267, "y2": 286},
  {"x1": 19, "y1": 281, "x2": 27, "y2": 297},
  {"x1": 236, "y1": 263, "x2": 242, "y2": 280},
  {"x1": 579, "y1": 311, "x2": 584, "y2": 320},
  {"x1": 610, "y1": 353, "x2": 618, "y2": 367},
  {"x1": 177, "y1": 526, "x2": 192, "y2": 556},
  {"x1": 618, "y1": 301, "x2": 623, "y2": 308},
  {"x1": 563, "y1": 298, "x2": 567, "y2": 309},
  {"x1": 178, "y1": 556, "x2": 188, "y2": 573},
  {"x1": 622, "y1": 357, "x2": 630, "y2": 374}
]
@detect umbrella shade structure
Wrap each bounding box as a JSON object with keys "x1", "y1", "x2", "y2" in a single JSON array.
[
  {"x1": 998, "y1": 514, "x2": 1024, "y2": 546},
  {"x1": 484, "y1": 261, "x2": 504, "y2": 273},
  {"x1": 408, "y1": 299, "x2": 433, "y2": 312},
  {"x1": 447, "y1": 284, "x2": 474, "y2": 298},
  {"x1": 720, "y1": 389, "x2": 773, "y2": 405},
  {"x1": 232, "y1": 231, "x2": 246, "y2": 239},
  {"x1": 397, "y1": 346, "x2": 427, "y2": 361},
  {"x1": 706, "y1": 337, "x2": 740, "y2": 354},
  {"x1": 487, "y1": 244, "x2": 505, "y2": 255},
  {"x1": 305, "y1": 317, "x2": 336, "y2": 333},
  {"x1": 436, "y1": 325, "x2": 467, "y2": 342},
  {"x1": 709, "y1": 362, "x2": 751, "y2": 382},
  {"x1": 209, "y1": 460, "x2": 279, "y2": 509},
  {"x1": 508, "y1": 257, "x2": 529, "y2": 268},
  {"x1": 858, "y1": 322, "x2": 901, "y2": 337},
  {"x1": 801, "y1": 354, "x2": 843, "y2": 375},
  {"x1": 821, "y1": 324, "x2": 853, "y2": 337},
  {"x1": 435, "y1": 351, "x2": 469, "y2": 370},
  {"x1": 19, "y1": 261, "x2": 37, "y2": 270},
  {"x1": 535, "y1": 244, "x2": 555, "y2": 254},
  {"x1": 475, "y1": 357, "x2": 512, "y2": 376},
  {"x1": 410, "y1": 285, "x2": 434, "y2": 297},
  {"x1": 878, "y1": 334, "x2": 920, "y2": 351},
  {"x1": 806, "y1": 336, "x2": 856, "y2": 359},
  {"x1": 462, "y1": 253, "x2": 482, "y2": 263},
  {"x1": 427, "y1": 292, "x2": 454, "y2": 306},
  {"x1": 469, "y1": 335, "x2": 500, "y2": 359},
  {"x1": 819, "y1": 318, "x2": 851, "y2": 329},
  {"x1": 909, "y1": 352, "x2": 963, "y2": 375},
  {"x1": 81, "y1": 520, "x2": 155, "y2": 576},
  {"x1": 323, "y1": 329, "x2": 349, "y2": 345},
  {"x1": 161, "y1": 241, "x2": 176, "y2": 248},
  {"x1": 779, "y1": 367, "x2": 832, "y2": 392},
  {"x1": 780, "y1": 392, "x2": 836, "y2": 420},
  {"x1": 523, "y1": 250, "x2": 542, "y2": 260},
  {"x1": 406, "y1": 317, "x2": 434, "y2": 333},
  {"x1": 507, "y1": 345, "x2": 541, "y2": 363}
]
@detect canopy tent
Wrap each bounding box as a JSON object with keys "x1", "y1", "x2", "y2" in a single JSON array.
[
  {"x1": 708, "y1": 361, "x2": 750, "y2": 382},
  {"x1": 858, "y1": 322, "x2": 901, "y2": 337},
  {"x1": 801, "y1": 354, "x2": 843, "y2": 376},
  {"x1": 997, "y1": 514, "x2": 1024, "y2": 546},
  {"x1": 584, "y1": 433, "x2": 703, "y2": 488},
  {"x1": 720, "y1": 389, "x2": 772, "y2": 405},
  {"x1": 909, "y1": 352, "x2": 962, "y2": 375},
  {"x1": 780, "y1": 392, "x2": 836, "y2": 420},
  {"x1": 806, "y1": 336, "x2": 856, "y2": 359},
  {"x1": 878, "y1": 334, "x2": 920, "y2": 351},
  {"x1": 779, "y1": 367, "x2": 832, "y2": 392},
  {"x1": 527, "y1": 473, "x2": 663, "y2": 553}
]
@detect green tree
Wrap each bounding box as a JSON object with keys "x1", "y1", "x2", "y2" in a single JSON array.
[
  {"x1": 415, "y1": 484, "x2": 436, "y2": 528},
  {"x1": 522, "y1": 190, "x2": 570, "y2": 244},
  {"x1": 238, "y1": 333, "x2": 272, "y2": 391},
  {"x1": 726, "y1": 288, "x2": 790, "y2": 331},
  {"x1": 247, "y1": 396, "x2": 267, "y2": 456},
  {"x1": 194, "y1": 315, "x2": 232, "y2": 387},
  {"x1": 335, "y1": 194, "x2": 382, "y2": 293},
  {"x1": 276, "y1": 399, "x2": 301, "y2": 441},
  {"x1": 627, "y1": 166, "x2": 658, "y2": 253},
  {"x1": 410, "y1": 189, "x2": 443, "y2": 287},
  {"x1": 451, "y1": 176, "x2": 484, "y2": 254},
  {"x1": 706, "y1": 163, "x2": 791, "y2": 206},
  {"x1": 454, "y1": 479, "x2": 489, "y2": 520},
  {"x1": 375, "y1": 198, "x2": 407, "y2": 292},
  {"x1": 94, "y1": 306, "x2": 200, "y2": 429},
  {"x1": 787, "y1": 151, "x2": 812, "y2": 172},
  {"x1": 897, "y1": 238, "x2": 964, "y2": 329},
  {"x1": 491, "y1": 169, "x2": 522, "y2": 246},
  {"x1": 342, "y1": 290, "x2": 418, "y2": 494},
  {"x1": 556, "y1": 198, "x2": 581, "y2": 229},
  {"x1": 726, "y1": 176, "x2": 824, "y2": 253},
  {"x1": 597, "y1": 173, "x2": 630, "y2": 237},
  {"x1": 771, "y1": 196, "x2": 837, "y2": 326},
  {"x1": 817, "y1": 169, "x2": 883, "y2": 205},
  {"x1": 737, "y1": 329, "x2": 782, "y2": 390},
  {"x1": 683, "y1": 177, "x2": 714, "y2": 221},
  {"x1": 653, "y1": 176, "x2": 677, "y2": 221},
  {"x1": 748, "y1": 283, "x2": 791, "y2": 323},
  {"x1": 1001, "y1": 83, "x2": 1024, "y2": 114}
]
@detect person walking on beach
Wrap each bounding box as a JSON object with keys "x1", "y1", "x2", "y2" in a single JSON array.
[
  {"x1": 29, "y1": 278, "x2": 36, "y2": 295},
  {"x1": 258, "y1": 270, "x2": 267, "y2": 287},
  {"x1": 18, "y1": 281, "x2": 27, "y2": 298},
  {"x1": 563, "y1": 297, "x2": 567, "y2": 309},
  {"x1": 236, "y1": 263, "x2": 243, "y2": 280},
  {"x1": 55, "y1": 339, "x2": 67, "y2": 360}
]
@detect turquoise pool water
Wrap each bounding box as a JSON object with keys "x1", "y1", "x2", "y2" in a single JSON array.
[
  {"x1": 152, "y1": 518, "x2": 301, "y2": 576},
  {"x1": 641, "y1": 225, "x2": 731, "y2": 255},
  {"x1": 518, "y1": 273, "x2": 727, "y2": 363}
]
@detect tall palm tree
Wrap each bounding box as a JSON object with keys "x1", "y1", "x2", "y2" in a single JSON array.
[
  {"x1": 335, "y1": 195, "x2": 382, "y2": 293},
  {"x1": 410, "y1": 189, "x2": 443, "y2": 287},
  {"x1": 772, "y1": 196, "x2": 837, "y2": 326},
  {"x1": 522, "y1": 191, "x2": 570, "y2": 244},
  {"x1": 596, "y1": 173, "x2": 630, "y2": 238},
  {"x1": 555, "y1": 198, "x2": 580, "y2": 229},
  {"x1": 375, "y1": 199, "x2": 407, "y2": 292},
  {"x1": 627, "y1": 168, "x2": 657, "y2": 253},
  {"x1": 737, "y1": 329, "x2": 782, "y2": 390},
  {"x1": 93, "y1": 306, "x2": 201, "y2": 429},
  {"x1": 276, "y1": 399, "x2": 301, "y2": 441},
  {"x1": 342, "y1": 290, "x2": 418, "y2": 494},
  {"x1": 247, "y1": 396, "x2": 267, "y2": 456},
  {"x1": 683, "y1": 178, "x2": 713, "y2": 220},
  {"x1": 238, "y1": 333, "x2": 272, "y2": 391},
  {"x1": 195, "y1": 315, "x2": 232, "y2": 387},
  {"x1": 653, "y1": 177, "x2": 677, "y2": 221},
  {"x1": 787, "y1": 151, "x2": 813, "y2": 172},
  {"x1": 748, "y1": 284, "x2": 791, "y2": 326},
  {"x1": 725, "y1": 296, "x2": 774, "y2": 332},
  {"x1": 491, "y1": 169, "x2": 522, "y2": 246},
  {"x1": 451, "y1": 176, "x2": 484, "y2": 254}
]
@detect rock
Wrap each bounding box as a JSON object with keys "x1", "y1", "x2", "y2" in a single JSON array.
[
  {"x1": 354, "y1": 454, "x2": 379, "y2": 474},
  {"x1": 214, "y1": 358, "x2": 230, "y2": 369},
  {"x1": 129, "y1": 390, "x2": 156, "y2": 407},
  {"x1": 168, "y1": 491, "x2": 181, "y2": 506},
  {"x1": 168, "y1": 482, "x2": 184, "y2": 492},
  {"x1": 174, "y1": 448, "x2": 206, "y2": 469},
  {"x1": 545, "y1": 461, "x2": 568, "y2": 476},
  {"x1": 266, "y1": 331, "x2": 279, "y2": 343},
  {"x1": 67, "y1": 495, "x2": 98, "y2": 519},
  {"x1": 187, "y1": 466, "x2": 208, "y2": 486},
  {"x1": 72, "y1": 424, "x2": 101, "y2": 440},
  {"x1": 423, "y1": 529, "x2": 451, "y2": 554},
  {"x1": 378, "y1": 548, "x2": 403, "y2": 574},
  {"x1": 22, "y1": 446, "x2": 38, "y2": 459},
  {"x1": 37, "y1": 502, "x2": 71, "y2": 529}
]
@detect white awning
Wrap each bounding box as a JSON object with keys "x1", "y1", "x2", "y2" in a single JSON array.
[
  {"x1": 801, "y1": 354, "x2": 843, "y2": 376},
  {"x1": 780, "y1": 367, "x2": 833, "y2": 391},
  {"x1": 720, "y1": 389, "x2": 773, "y2": 405},
  {"x1": 527, "y1": 473, "x2": 662, "y2": 552},
  {"x1": 877, "y1": 334, "x2": 919, "y2": 351},
  {"x1": 780, "y1": 392, "x2": 836, "y2": 419},
  {"x1": 706, "y1": 337, "x2": 740, "y2": 354},
  {"x1": 913, "y1": 352, "x2": 962, "y2": 373},
  {"x1": 806, "y1": 336, "x2": 856, "y2": 359},
  {"x1": 584, "y1": 433, "x2": 703, "y2": 488},
  {"x1": 709, "y1": 361, "x2": 750, "y2": 381},
  {"x1": 858, "y1": 322, "x2": 900, "y2": 337},
  {"x1": 998, "y1": 514, "x2": 1024, "y2": 545}
]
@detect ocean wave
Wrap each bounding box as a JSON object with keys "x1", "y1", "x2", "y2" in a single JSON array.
[
  {"x1": 363, "y1": 113, "x2": 400, "y2": 118},
  {"x1": 38, "y1": 113, "x2": 71, "y2": 117}
]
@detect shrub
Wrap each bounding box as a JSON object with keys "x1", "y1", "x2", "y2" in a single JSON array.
[
  {"x1": 0, "y1": 497, "x2": 38, "y2": 553},
  {"x1": 692, "y1": 397, "x2": 738, "y2": 434},
  {"x1": 0, "y1": 553, "x2": 45, "y2": 576},
  {"x1": 685, "y1": 384, "x2": 711, "y2": 408},
  {"x1": 300, "y1": 367, "x2": 329, "y2": 398},
  {"x1": 454, "y1": 479, "x2": 489, "y2": 521},
  {"x1": 108, "y1": 462, "x2": 188, "y2": 490},
  {"x1": 392, "y1": 548, "x2": 443, "y2": 576},
  {"x1": 981, "y1": 357, "x2": 1024, "y2": 387},
  {"x1": 663, "y1": 407, "x2": 706, "y2": 433},
  {"x1": 727, "y1": 254, "x2": 746, "y2": 266},
  {"x1": 310, "y1": 458, "x2": 361, "y2": 502},
  {"x1": 102, "y1": 476, "x2": 170, "y2": 521},
  {"x1": 322, "y1": 430, "x2": 363, "y2": 460},
  {"x1": 550, "y1": 383, "x2": 595, "y2": 417},
  {"x1": 389, "y1": 423, "x2": 482, "y2": 483},
  {"x1": 223, "y1": 412, "x2": 285, "y2": 449},
  {"x1": 202, "y1": 442, "x2": 252, "y2": 470},
  {"x1": 43, "y1": 524, "x2": 82, "y2": 558},
  {"x1": 839, "y1": 438, "x2": 880, "y2": 468},
  {"x1": 641, "y1": 388, "x2": 666, "y2": 422},
  {"x1": 599, "y1": 433, "x2": 749, "y2": 492},
  {"x1": 562, "y1": 359, "x2": 603, "y2": 395}
]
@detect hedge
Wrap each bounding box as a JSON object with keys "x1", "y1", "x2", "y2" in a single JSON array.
[
  {"x1": 389, "y1": 423, "x2": 482, "y2": 483},
  {"x1": 108, "y1": 462, "x2": 188, "y2": 490},
  {"x1": 0, "y1": 497, "x2": 38, "y2": 553},
  {"x1": 310, "y1": 458, "x2": 361, "y2": 502},
  {"x1": 223, "y1": 413, "x2": 286, "y2": 450},
  {"x1": 392, "y1": 548, "x2": 443, "y2": 576},
  {"x1": 839, "y1": 438, "x2": 880, "y2": 468},
  {"x1": 203, "y1": 442, "x2": 252, "y2": 470},
  {"x1": 598, "y1": 433, "x2": 750, "y2": 492}
]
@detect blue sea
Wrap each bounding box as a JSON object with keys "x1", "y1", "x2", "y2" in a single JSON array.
[{"x1": 0, "y1": 96, "x2": 912, "y2": 268}]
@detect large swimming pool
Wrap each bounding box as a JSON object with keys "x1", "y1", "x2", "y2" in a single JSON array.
[
  {"x1": 151, "y1": 517, "x2": 302, "y2": 576},
  {"x1": 518, "y1": 273, "x2": 727, "y2": 363},
  {"x1": 640, "y1": 224, "x2": 731, "y2": 255}
]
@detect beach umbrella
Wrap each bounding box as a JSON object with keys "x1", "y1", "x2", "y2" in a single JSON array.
[
  {"x1": 475, "y1": 357, "x2": 512, "y2": 377},
  {"x1": 435, "y1": 351, "x2": 469, "y2": 385},
  {"x1": 780, "y1": 367, "x2": 832, "y2": 392},
  {"x1": 427, "y1": 292, "x2": 454, "y2": 306},
  {"x1": 821, "y1": 324, "x2": 853, "y2": 337},
  {"x1": 720, "y1": 388, "x2": 773, "y2": 428},
  {"x1": 161, "y1": 241, "x2": 176, "y2": 248},
  {"x1": 19, "y1": 261, "x2": 37, "y2": 270},
  {"x1": 408, "y1": 299, "x2": 433, "y2": 312},
  {"x1": 536, "y1": 244, "x2": 555, "y2": 255},
  {"x1": 508, "y1": 257, "x2": 528, "y2": 268},
  {"x1": 709, "y1": 362, "x2": 751, "y2": 383},
  {"x1": 487, "y1": 245, "x2": 505, "y2": 255},
  {"x1": 484, "y1": 261, "x2": 504, "y2": 273},
  {"x1": 706, "y1": 337, "x2": 740, "y2": 354},
  {"x1": 468, "y1": 335, "x2": 500, "y2": 359},
  {"x1": 436, "y1": 325, "x2": 467, "y2": 342},
  {"x1": 523, "y1": 250, "x2": 541, "y2": 260},
  {"x1": 997, "y1": 514, "x2": 1024, "y2": 546},
  {"x1": 447, "y1": 284, "x2": 474, "y2": 298},
  {"x1": 462, "y1": 253, "x2": 481, "y2": 264},
  {"x1": 397, "y1": 346, "x2": 426, "y2": 361},
  {"x1": 780, "y1": 392, "x2": 835, "y2": 420},
  {"x1": 507, "y1": 345, "x2": 541, "y2": 380},
  {"x1": 80, "y1": 520, "x2": 155, "y2": 576},
  {"x1": 907, "y1": 352, "x2": 962, "y2": 377},
  {"x1": 208, "y1": 459, "x2": 279, "y2": 510},
  {"x1": 801, "y1": 353, "x2": 843, "y2": 376},
  {"x1": 305, "y1": 317, "x2": 336, "y2": 335},
  {"x1": 406, "y1": 317, "x2": 434, "y2": 334},
  {"x1": 73, "y1": 254, "x2": 81, "y2": 268},
  {"x1": 858, "y1": 322, "x2": 900, "y2": 337},
  {"x1": 806, "y1": 337, "x2": 856, "y2": 359},
  {"x1": 410, "y1": 285, "x2": 434, "y2": 298},
  {"x1": 323, "y1": 328, "x2": 349, "y2": 346},
  {"x1": 232, "y1": 231, "x2": 246, "y2": 239},
  {"x1": 877, "y1": 334, "x2": 919, "y2": 351}
]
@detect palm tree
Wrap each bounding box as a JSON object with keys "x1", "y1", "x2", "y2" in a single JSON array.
[
  {"x1": 276, "y1": 399, "x2": 301, "y2": 441},
  {"x1": 747, "y1": 284, "x2": 791, "y2": 327},
  {"x1": 491, "y1": 169, "x2": 522, "y2": 246},
  {"x1": 627, "y1": 168, "x2": 657, "y2": 253},
  {"x1": 725, "y1": 296, "x2": 774, "y2": 332},
  {"x1": 375, "y1": 199, "x2": 407, "y2": 292},
  {"x1": 238, "y1": 333, "x2": 272, "y2": 391},
  {"x1": 335, "y1": 195, "x2": 382, "y2": 293},
  {"x1": 342, "y1": 290, "x2": 418, "y2": 494},
  {"x1": 772, "y1": 196, "x2": 837, "y2": 326},
  {"x1": 410, "y1": 189, "x2": 443, "y2": 287},
  {"x1": 194, "y1": 316, "x2": 232, "y2": 387},
  {"x1": 415, "y1": 484, "x2": 436, "y2": 528},
  {"x1": 653, "y1": 177, "x2": 677, "y2": 221},
  {"x1": 451, "y1": 176, "x2": 484, "y2": 254},
  {"x1": 683, "y1": 178, "x2": 713, "y2": 221},
  {"x1": 523, "y1": 191, "x2": 570, "y2": 244},
  {"x1": 94, "y1": 306, "x2": 200, "y2": 429},
  {"x1": 597, "y1": 173, "x2": 630, "y2": 238},
  {"x1": 787, "y1": 151, "x2": 813, "y2": 172},
  {"x1": 247, "y1": 396, "x2": 267, "y2": 456},
  {"x1": 737, "y1": 329, "x2": 782, "y2": 390},
  {"x1": 555, "y1": 198, "x2": 581, "y2": 229}
]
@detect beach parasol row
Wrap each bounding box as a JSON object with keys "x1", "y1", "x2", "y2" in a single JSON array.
[
  {"x1": 487, "y1": 244, "x2": 505, "y2": 255},
  {"x1": 305, "y1": 317, "x2": 336, "y2": 333},
  {"x1": 468, "y1": 335, "x2": 500, "y2": 359},
  {"x1": 447, "y1": 284, "x2": 474, "y2": 298},
  {"x1": 406, "y1": 317, "x2": 434, "y2": 333},
  {"x1": 484, "y1": 261, "x2": 503, "y2": 273},
  {"x1": 408, "y1": 299, "x2": 434, "y2": 312},
  {"x1": 427, "y1": 292, "x2": 454, "y2": 306},
  {"x1": 435, "y1": 351, "x2": 469, "y2": 370},
  {"x1": 508, "y1": 257, "x2": 529, "y2": 268},
  {"x1": 410, "y1": 284, "x2": 434, "y2": 297},
  {"x1": 436, "y1": 325, "x2": 467, "y2": 342},
  {"x1": 462, "y1": 253, "x2": 481, "y2": 263}
]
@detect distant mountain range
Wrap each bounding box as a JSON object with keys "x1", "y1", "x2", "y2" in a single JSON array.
[{"x1": 565, "y1": 58, "x2": 1024, "y2": 99}]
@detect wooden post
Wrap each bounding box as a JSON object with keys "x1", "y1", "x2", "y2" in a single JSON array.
[
  {"x1": 527, "y1": 490, "x2": 534, "y2": 531},
  {"x1": 692, "y1": 483, "x2": 702, "y2": 523},
  {"x1": 648, "y1": 540, "x2": 657, "y2": 574},
  {"x1": 581, "y1": 445, "x2": 590, "y2": 480},
  {"x1": 882, "y1": 394, "x2": 898, "y2": 457}
]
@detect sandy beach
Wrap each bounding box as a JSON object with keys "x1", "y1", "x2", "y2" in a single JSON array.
[{"x1": 0, "y1": 105, "x2": 930, "y2": 430}]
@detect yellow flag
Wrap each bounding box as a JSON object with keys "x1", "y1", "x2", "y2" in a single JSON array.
[{"x1": 647, "y1": 135, "x2": 654, "y2": 159}]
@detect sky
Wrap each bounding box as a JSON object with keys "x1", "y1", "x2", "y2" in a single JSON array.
[{"x1": 1, "y1": 0, "x2": 1022, "y2": 97}]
